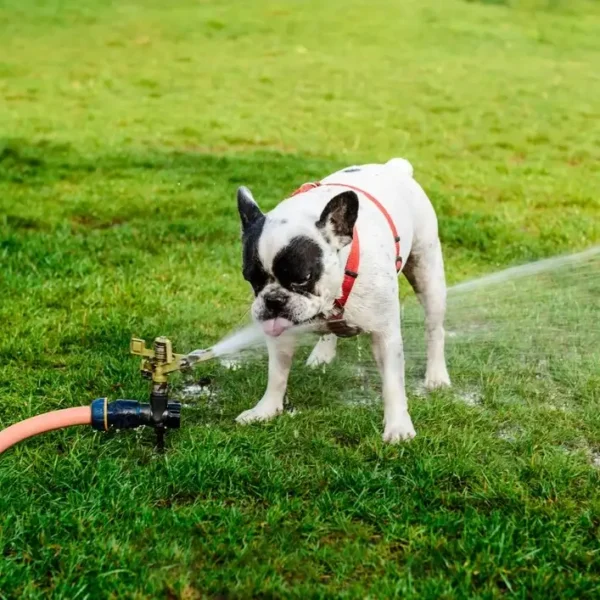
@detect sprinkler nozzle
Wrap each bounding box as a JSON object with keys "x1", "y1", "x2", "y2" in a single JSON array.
[
  {"x1": 179, "y1": 348, "x2": 216, "y2": 369},
  {"x1": 129, "y1": 336, "x2": 188, "y2": 449}
]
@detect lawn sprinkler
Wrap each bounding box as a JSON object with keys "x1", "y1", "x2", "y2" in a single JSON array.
[{"x1": 0, "y1": 336, "x2": 215, "y2": 455}]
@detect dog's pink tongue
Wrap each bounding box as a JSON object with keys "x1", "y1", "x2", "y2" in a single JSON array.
[{"x1": 262, "y1": 318, "x2": 294, "y2": 337}]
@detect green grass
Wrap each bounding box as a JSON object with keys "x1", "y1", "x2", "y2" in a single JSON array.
[{"x1": 1, "y1": 0, "x2": 600, "y2": 597}]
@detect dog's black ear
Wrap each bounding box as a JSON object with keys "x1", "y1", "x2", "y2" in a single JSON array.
[
  {"x1": 316, "y1": 190, "x2": 359, "y2": 249},
  {"x1": 237, "y1": 186, "x2": 264, "y2": 233}
]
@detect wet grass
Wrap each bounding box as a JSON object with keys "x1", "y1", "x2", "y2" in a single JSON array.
[{"x1": 1, "y1": 0, "x2": 600, "y2": 597}]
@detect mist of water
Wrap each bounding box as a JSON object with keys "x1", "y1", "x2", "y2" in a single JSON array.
[
  {"x1": 448, "y1": 246, "x2": 600, "y2": 294},
  {"x1": 187, "y1": 246, "x2": 600, "y2": 378}
]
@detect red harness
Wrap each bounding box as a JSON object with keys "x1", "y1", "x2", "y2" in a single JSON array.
[{"x1": 291, "y1": 181, "x2": 402, "y2": 319}]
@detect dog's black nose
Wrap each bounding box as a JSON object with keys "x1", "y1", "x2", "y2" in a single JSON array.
[{"x1": 265, "y1": 296, "x2": 285, "y2": 312}]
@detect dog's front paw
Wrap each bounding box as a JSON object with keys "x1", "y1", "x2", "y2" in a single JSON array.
[
  {"x1": 306, "y1": 346, "x2": 336, "y2": 368},
  {"x1": 306, "y1": 336, "x2": 337, "y2": 368},
  {"x1": 235, "y1": 403, "x2": 282, "y2": 424},
  {"x1": 383, "y1": 413, "x2": 416, "y2": 443},
  {"x1": 424, "y1": 367, "x2": 451, "y2": 391}
]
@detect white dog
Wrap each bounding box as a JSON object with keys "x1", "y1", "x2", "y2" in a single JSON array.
[{"x1": 235, "y1": 158, "x2": 450, "y2": 442}]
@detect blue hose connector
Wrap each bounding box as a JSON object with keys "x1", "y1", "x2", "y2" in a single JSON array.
[{"x1": 90, "y1": 398, "x2": 181, "y2": 432}]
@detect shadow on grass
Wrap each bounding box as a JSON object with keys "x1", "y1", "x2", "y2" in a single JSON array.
[{"x1": 0, "y1": 137, "x2": 585, "y2": 268}]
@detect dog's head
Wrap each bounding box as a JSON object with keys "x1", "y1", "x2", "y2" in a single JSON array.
[{"x1": 237, "y1": 186, "x2": 359, "y2": 336}]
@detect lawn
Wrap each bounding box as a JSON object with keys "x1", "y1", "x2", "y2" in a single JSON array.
[{"x1": 1, "y1": 0, "x2": 600, "y2": 597}]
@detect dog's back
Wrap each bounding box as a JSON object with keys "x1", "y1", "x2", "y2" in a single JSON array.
[{"x1": 320, "y1": 158, "x2": 439, "y2": 271}]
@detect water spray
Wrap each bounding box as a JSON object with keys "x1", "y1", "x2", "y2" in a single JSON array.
[{"x1": 0, "y1": 336, "x2": 216, "y2": 455}]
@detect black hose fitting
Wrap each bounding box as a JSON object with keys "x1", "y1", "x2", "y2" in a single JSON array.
[{"x1": 91, "y1": 398, "x2": 181, "y2": 432}]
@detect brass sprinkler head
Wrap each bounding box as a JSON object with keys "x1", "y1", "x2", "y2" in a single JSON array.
[
  {"x1": 127, "y1": 336, "x2": 216, "y2": 450},
  {"x1": 130, "y1": 336, "x2": 187, "y2": 383},
  {"x1": 129, "y1": 336, "x2": 188, "y2": 450}
]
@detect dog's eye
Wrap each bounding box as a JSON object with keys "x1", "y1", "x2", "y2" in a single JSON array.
[{"x1": 291, "y1": 273, "x2": 311, "y2": 290}]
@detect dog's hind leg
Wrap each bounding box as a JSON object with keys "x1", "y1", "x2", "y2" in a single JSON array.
[
  {"x1": 306, "y1": 334, "x2": 337, "y2": 368},
  {"x1": 403, "y1": 238, "x2": 451, "y2": 390}
]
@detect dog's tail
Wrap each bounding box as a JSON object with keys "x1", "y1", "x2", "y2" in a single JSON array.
[{"x1": 386, "y1": 158, "x2": 414, "y2": 178}]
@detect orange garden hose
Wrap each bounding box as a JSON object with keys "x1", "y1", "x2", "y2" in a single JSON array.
[{"x1": 0, "y1": 407, "x2": 91, "y2": 454}]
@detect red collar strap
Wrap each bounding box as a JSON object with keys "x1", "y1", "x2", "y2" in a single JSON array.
[{"x1": 291, "y1": 181, "x2": 402, "y2": 319}]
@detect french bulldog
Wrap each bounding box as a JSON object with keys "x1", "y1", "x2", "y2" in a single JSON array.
[{"x1": 235, "y1": 158, "x2": 450, "y2": 442}]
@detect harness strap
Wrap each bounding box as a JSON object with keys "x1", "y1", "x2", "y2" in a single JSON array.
[
  {"x1": 334, "y1": 224, "x2": 360, "y2": 316},
  {"x1": 291, "y1": 181, "x2": 401, "y2": 318}
]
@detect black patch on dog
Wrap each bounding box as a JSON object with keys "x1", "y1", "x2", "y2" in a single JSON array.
[
  {"x1": 316, "y1": 190, "x2": 359, "y2": 245},
  {"x1": 272, "y1": 235, "x2": 323, "y2": 295},
  {"x1": 241, "y1": 217, "x2": 269, "y2": 295},
  {"x1": 343, "y1": 167, "x2": 361, "y2": 173}
]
